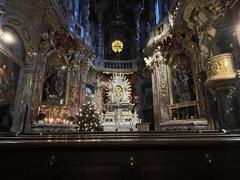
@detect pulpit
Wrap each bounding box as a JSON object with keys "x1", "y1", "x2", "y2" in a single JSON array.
[{"x1": 205, "y1": 53, "x2": 237, "y2": 129}]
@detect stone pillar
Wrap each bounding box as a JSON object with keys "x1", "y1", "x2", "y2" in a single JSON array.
[
  {"x1": 214, "y1": 86, "x2": 236, "y2": 129},
  {"x1": 68, "y1": 60, "x2": 81, "y2": 116},
  {"x1": 235, "y1": 24, "x2": 240, "y2": 69},
  {"x1": 95, "y1": 76, "x2": 102, "y2": 111},
  {"x1": 146, "y1": 49, "x2": 170, "y2": 130},
  {"x1": 82, "y1": 0, "x2": 91, "y2": 44},
  {"x1": 29, "y1": 53, "x2": 47, "y2": 123},
  {"x1": 158, "y1": 63, "x2": 170, "y2": 122},
  {"x1": 11, "y1": 68, "x2": 34, "y2": 133},
  {"x1": 68, "y1": 48, "x2": 94, "y2": 116},
  {"x1": 79, "y1": 59, "x2": 91, "y2": 108},
  {"x1": 28, "y1": 33, "x2": 56, "y2": 125},
  {"x1": 94, "y1": 1, "x2": 107, "y2": 66},
  {"x1": 148, "y1": 0, "x2": 156, "y2": 29},
  {"x1": 151, "y1": 67, "x2": 161, "y2": 130},
  {"x1": 134, "y1": 2, "x2": 143, "y2": 57}
]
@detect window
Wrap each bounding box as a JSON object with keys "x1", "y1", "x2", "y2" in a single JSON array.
[
  {"x1": 155, "y1": 0, "x2": 160, "y2": 24},
  {"x1": 0, "y1": 26, "x2": 25, "y2": 60},
  {"x1": 85, "y1": 85, "x2": 94, "y2": 94}
]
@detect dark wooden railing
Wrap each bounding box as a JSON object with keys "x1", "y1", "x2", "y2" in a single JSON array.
[{"x1": 0, "y1": 132, "x2": 240, "y2": 180}]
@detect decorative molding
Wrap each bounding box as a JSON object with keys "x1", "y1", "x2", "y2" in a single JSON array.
[{"x1": 205, "y1": 53, "x2": 237, "y2": 87}]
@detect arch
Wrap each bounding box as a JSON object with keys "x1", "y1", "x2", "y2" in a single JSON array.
[
  {"x1": 0, "y1": 25, "x2": 25, "y2": 63},
  {"x1": 2, "y1": 8, "x2": 40, "y2": 65}
]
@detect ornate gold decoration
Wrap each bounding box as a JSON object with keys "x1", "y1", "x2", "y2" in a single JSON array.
[
  {"x1": 160, "y1": 82, "x2": 166, "y2": 97},
  {"x1": 47, "y1": 50, "x2": 68, "y2": 66},
  {"x1": 38, "y1": 105, "x2": 70, "y2": 124},
  {"x1": 205, "y1": 53, "x2": 236, "y2": 87},
  {"x1": 107, "y1": 73, "x2": 131, "y2": 103},
  {"x1": 112, "y1": 40, "x2": 123, "y2": 53},
  {"x1": 114, "y1": 85, "x2": 123, "y2": 97},
  {"x1": 27, "y1": 46, "x2": 35, "y2": 61},
  {"x1": 144, "y1": 48, "x2": 165, "y2": 70}
]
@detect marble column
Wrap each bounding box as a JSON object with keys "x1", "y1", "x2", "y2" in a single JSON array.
[
  {"x1": 214, "y1": 84, "x2": 238, "y2": 130},
  {"x1": 27, "y1": 35, "x2": 55, "y2": 126},
  {"x1": 82, "y1": 0, "x2": 91, "y2": 44},
  {"x1": 151, "y1": 68, "x2": 161, "y2": 130},
  {"x1": 94, "y1": 2, "x2": 106, "y2": 66},
  {"x1": 148, "y1": 0, "x2": 156, "y2": 29},
  {"x1": 148, "y1": 50, "x2": 170, "y2": 130},
  {"x1": 79, "y1": 61, "x2": 90, "y2": 107},
  {"x1": 95, "y1": 76, "x2": 102, "y2": 111},
  {"x1": 134, "y1": 2, "x2": 143, "y2": 57},
  {"x1": 29, "y1": 53, "x2": 47, "y2": 123},
  {"x1": 11, "y1": 68, "x2": 34, "y2": 133},
  {"x1": 234, "y1": 24, "x2": 240, "y2": 69},
  {"x1": 68, "y1": 61, "x2": 81, "y2": 116}
]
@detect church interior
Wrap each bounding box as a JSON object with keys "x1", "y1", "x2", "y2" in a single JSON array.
[{"x1": 1, "y1": 0, "x2": 240, "y2": 179}]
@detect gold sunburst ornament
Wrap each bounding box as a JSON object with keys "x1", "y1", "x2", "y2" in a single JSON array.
[
  {"x1": 107, "y1": 73, "x2": 131, "y2": 103},
  {"x1": 114, "y1": 85, "x2": 123, "y2": 97},
  {"x1": 112, "y1": 40, "x2": 123, "y2": 53}
]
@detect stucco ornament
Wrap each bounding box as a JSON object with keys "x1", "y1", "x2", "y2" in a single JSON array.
[{"x1": 107, "y1": 73, "x2": 131, "y2": 104}]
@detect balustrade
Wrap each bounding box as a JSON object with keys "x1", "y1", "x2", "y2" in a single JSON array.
[{"x1": 98, "y1": 59, "x2": 139, "y2": 72}]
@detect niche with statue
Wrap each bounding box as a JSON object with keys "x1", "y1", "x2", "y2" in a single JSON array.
[
  {"x1": 169, "y1": 53, "x2": 199, "y2": 120},
  {"x1": 37, "y1": 50, "x2": 71, "y2": 125},
  {"x1": 42, "y1": 50, "x2": 68, "y2": 105}
]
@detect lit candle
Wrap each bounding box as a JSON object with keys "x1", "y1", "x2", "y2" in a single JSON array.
[{"x1": 49, "y1": 118, "x2": 54, "y2": 123}]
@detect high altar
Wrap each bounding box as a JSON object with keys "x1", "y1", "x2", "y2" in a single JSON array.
[{"x1": 101, "y1": 73, "x2": 140, "y2": 131}]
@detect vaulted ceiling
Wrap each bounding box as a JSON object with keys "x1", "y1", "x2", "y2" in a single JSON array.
[{"x1": 89, "y1": 0, "x2": 150, "y2": 60}]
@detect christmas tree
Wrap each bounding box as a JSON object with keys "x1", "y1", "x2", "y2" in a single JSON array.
[{"x1": 77, "y1": 94, "x2": 102, "y2": 132}]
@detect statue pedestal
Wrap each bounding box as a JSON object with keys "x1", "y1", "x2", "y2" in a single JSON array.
[
  {"x1": 102, "y1": 122, "x2": 137, "y2": 132},
  {"x1": 101, "y1": 103, "x2": 139, "y2": 132},
  {"x1": 160, "y1": 119, "x2": 208, "y2": 132},
  {"x1": 136, "y1": 122, "x2": 150, "y2": 131}
]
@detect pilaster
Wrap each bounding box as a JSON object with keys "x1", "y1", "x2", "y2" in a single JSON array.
[{"x1": 145, "y1": 48, "x2": 170, "y2": 130}]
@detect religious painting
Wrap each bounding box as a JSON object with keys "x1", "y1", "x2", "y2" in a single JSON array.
[{"x1": 0, "y1": 55, "x2": 20, "y2": 106}]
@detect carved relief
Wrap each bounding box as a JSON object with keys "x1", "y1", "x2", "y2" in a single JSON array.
[
  {"x1": 107, "y1": 73, "x2": 131, "y2": 104},
  {"x1": 27, "y1": 45, "x2": 35, "y2": 61},
  {"x1": 183, "y1": 0, "x2": 232, "y2": 64},
  {"x1": 205, "y1": 53, "x2": 237, "y2": 87},
  {"x1": 144, "y1": 47, "x2": 165, "y2": 70},
  {"x1": 160, "y1": 82, "x2": 166, "y2": 97}
]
